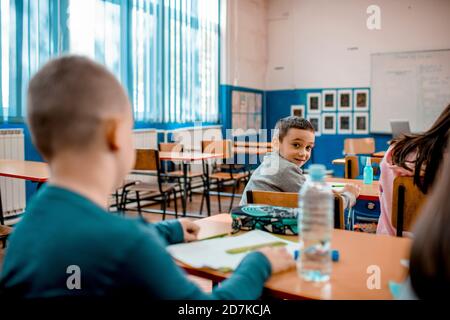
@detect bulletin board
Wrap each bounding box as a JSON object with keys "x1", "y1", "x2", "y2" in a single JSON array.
[{"x1": 231, "y1": 90, "x2": 263, "y2": 132}]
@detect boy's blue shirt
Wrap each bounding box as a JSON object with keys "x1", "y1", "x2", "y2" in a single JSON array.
[{"x1": 0, "y1": 185, "x2": 271, "y2": 299}]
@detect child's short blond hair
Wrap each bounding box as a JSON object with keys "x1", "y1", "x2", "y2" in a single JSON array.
[{"x1": 27, "y1": 56, "x2": 129, "y2": 159}]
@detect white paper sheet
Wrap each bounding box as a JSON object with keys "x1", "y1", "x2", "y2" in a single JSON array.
[{"x1": 167, "y1": 230, "x2": 298, "y2": 271}]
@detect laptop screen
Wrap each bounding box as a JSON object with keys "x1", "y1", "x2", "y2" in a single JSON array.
[{"x1": 390, "y1": 120, "x2": 411, "y2": 138}]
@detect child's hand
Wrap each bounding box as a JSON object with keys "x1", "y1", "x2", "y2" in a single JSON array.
[
  {"x1": 257, "y1": 247, "x2": 296, "y2": 274},
  {"x1": 342, "y1": 183, "x2": 361, "y2": 199},
  {"x1": 178, "y1": 219, "x2": 200, "y2": 242}
]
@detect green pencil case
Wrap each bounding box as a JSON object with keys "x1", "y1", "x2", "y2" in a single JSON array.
[{"x1": 231, "y1": 205, "x2": 298, "y2": 235}]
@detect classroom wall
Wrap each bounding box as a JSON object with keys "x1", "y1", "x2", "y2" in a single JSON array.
[
  {"x1": 265, "y1": 0, "x2": 450, "y2": 89},
  {"x1": 262, "y1": 0, "x2": 450, "y2": 173}
]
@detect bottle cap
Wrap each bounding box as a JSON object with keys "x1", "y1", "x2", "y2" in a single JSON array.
[
  {"x1": 309, "y1": 164, "x2": 326, "y2": 181},
  {"x1": 365, "y1": 157, "x2": 371, "y2": 166}
]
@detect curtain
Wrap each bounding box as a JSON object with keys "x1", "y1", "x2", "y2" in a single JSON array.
[
  {"x1": 1, "y1": 0, "x2": 61, "y2": 121},
  {"x1": 0, "y1": 0, "x2": 220, "y2": 124}
]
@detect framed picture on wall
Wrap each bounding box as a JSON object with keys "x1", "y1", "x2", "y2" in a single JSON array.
[
  {"x1": 307, "y1": 93, "x2": 321, "y2": 114},
  {"x1": 291, "y1": 105, "x2": 305, "y2": 118},
  {"x1": 338, "y1": 113, "x2": 352, "y2": 134},
  {"x1": 354, "y1": 89, "x2": 369, "y2": 111},
  {"x1": 322, "y1": 90, "x2": 336, "y2": 111},
  {"x1": 322, "y1": 113, "x2": 336, "y2": 134},
  {"x1": 353, "y1": 112, "x2": 369, "y2": 134},
  {"x1": 307, "y1": 115, "x2": 321, "y2": 136},
  {"x1": 338, "y1": 90, "x2": 352, "y2": 111}
]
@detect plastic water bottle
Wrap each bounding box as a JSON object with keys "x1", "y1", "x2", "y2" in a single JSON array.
[
  {"x1": 363, "y1": 157, "x2": 373, "y2": 185},
  {"x1": 297, "y1": 164, "x2": 333, "y2": 283}
]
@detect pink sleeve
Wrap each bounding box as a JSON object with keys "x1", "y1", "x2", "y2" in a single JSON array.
[{"x1": 376, "y1": 146, "x2": 414, "y2": 236}]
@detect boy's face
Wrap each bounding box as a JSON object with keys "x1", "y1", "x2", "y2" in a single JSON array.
[{"x1": 277, "y1": 128, "x2": 315, "y2": 167}]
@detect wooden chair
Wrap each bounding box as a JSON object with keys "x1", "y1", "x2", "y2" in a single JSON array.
[
  {"x1": 158, "y1": 143, "x2": 203, "y2": 202},
  {"x1": 121, "y1": 149, "x2": 180, "y2": 219},
  {"x1": 0, "y1": 225, "x2": 12, "y2": 248},
  {"x1": 201, "y1": 140, "x2": 250, "y2": 213},
  {"x1": 246, "y1": 190, "x2": 345, "y2": 229},
  {"x1": 344, "y1": 155, "x2": 382, "y2": 179},
  {"x1": 0, "y1": 200, "x2": 13, "y2": 248},
  {"x1": 392, "y1": 176, "x2": 427, "y2": 237},
  {"x1": 344, "y1": 138, "x2": 375, "y2": 155}
]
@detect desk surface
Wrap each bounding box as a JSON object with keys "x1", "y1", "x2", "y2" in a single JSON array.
[
  {"x1": 233, "y1": 147, "x2": 271, "y2": 155},
  {"x1": 234, "y1": 141, "x2": 272, "y2": 148},
  {"x1": 326, "y1": 177, "x2": 380, "y2": 199},
  {"x1": 0, "y1": 160, "x2": 49, "y2": 182},
  {"x1": 183, "y1": 214, "x2": 411, "y2": 300},
  {"x1": 159, "y1": 152, "x2": 224, "y2": 162}
]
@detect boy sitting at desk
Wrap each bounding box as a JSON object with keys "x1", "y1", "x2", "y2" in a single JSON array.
[
  {"x1": 0, "y1": 56, "x2": 295, "y2": 299},
  {"x1": 240, "y1": 116, "x2": 360, "y2": 207}
]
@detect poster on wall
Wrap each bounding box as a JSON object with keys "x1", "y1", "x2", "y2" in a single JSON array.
[
  {"x1": 291, "y1": 105, "x2": 305, "y2": 118},
  {"x1": 338, "y1": 113, "x2": 352, "y2": 134},
  {"x1": 322, "y1": 90, "x2": 337, "y2": 111},
  {"x1": 322, "y1": 113, "x2": 336, "y2": 134},
  {"x1": 307, "y1": 93, "x2": 321, "y2": 114},
  {"x1": 307, "y1": 115, "x2": 321, "y2": 136},
  {"x1": 338, "y1": 90, "x2": 352, "y2": 111},
  {"x1": 232, "y1": 90, "x2": 263, "y2": 132},
  {"x1": 354, "y1": 89, "x2": 369, "y2": 111},
  {"x1": 354, "y1": 112, "x2": 369, "y2": 134}
]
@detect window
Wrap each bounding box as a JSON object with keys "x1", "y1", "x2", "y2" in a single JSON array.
[{"x1": 0, "y1": 0, "x2": 220, "y2": 124}]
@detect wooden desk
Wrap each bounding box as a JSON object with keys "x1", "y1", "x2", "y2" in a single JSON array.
[
  {"x1": 233, "y1": 147, "x2": 271, "y2": 156},
  {"x1": 326, "y1": 177, "x2": 379, "y2": 201},
  {"x1": 181, "y1": 214, "x2": 411, "y2": 300},
  {"x1": 333, "y1": 151, "x2": 386, "y2": 165},
  {"x1": 372, "y1": 151, "x2": 386, "y2": 158},
  {"x1": 0, "y1": 160, "x2": 50, "y2": 224},
  {"x1": 234, "y1": 141, "x2": 272, "y2": 149},
  {"x1": 159, "y1": 152, "x2": 224, "y2": 216},
  {"x1": 332, "y1": 158, "x2": 345, "y2": 165},
  {"x1": 0, "y1": 160, "x2": 49, "y2": 183}
]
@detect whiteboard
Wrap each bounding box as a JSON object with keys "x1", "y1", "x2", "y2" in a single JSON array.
[{"x1": 371, "y1": 49, "x2": 450, "y2": 133}]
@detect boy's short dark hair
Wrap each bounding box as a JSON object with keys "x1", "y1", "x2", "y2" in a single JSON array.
[
  {"x1": 27, "y1": 55, "x2": 129, "y2": 159},
  {"x1": 274, "y1": 116, "x2": 314, "y2": 142}
]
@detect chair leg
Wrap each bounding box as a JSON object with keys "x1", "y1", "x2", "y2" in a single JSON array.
[
  {"x1": 217, "y1": 180, "x2": 222, "y2": 213},
  {"x1": 173, "y1": 190, "x2": 178, "y2": 219},
  {"x1": 167, "y1": 191, "x2": 171, "y2": 208},
  {"x1": 120, "y1": 190, "x2": 129, "y2": 214},
  {"x1": 136, "y1": 191, "x2": 142, "y2": 217},
  {"x1": 228, "y1": 179, "x2": 238, "y2": 213},
  {"x1": 162, "y1": 194, "x2": 167, "y2": 221},
  {"x1": 189, "y1": 178, "x2": 193, "y2": 202}
]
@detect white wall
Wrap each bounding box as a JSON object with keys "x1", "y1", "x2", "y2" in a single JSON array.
[
  {"x1": 221, "y1": 0, "x2": 268, "y2": 90},
  {"x1": 265, "y1": 0, "x2": 450, "y2": 90}
]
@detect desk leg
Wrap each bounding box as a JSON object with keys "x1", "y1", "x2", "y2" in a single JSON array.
[
  {"x1": 0, "y1": 188, "x2": 4, "y2": 225},
  {"x1": 181, "y1": 162, "x2": 188, "y2": 217},
  {"x1": 204, "y1": 160, "x2": 211, "y2": 216}
]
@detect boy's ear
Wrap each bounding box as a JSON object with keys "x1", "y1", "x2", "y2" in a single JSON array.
[
  {"x1": 105, "y1": 119, "x2": 120, "y2": 151},
  {"x1": 272, "y1": 136, "x2": 280, "y2": 151}
]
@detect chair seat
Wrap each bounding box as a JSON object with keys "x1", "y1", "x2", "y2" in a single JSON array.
[
  {"x1": 127, "y1": 182, "x2": 178, "y2": 194},
  {"x1": 164, "y1": 170, "x2": 203, "y2": 178},
  {"x1": 0, "y1": 225, "x2": 13, "y2": 239},
  {"x1": 209, "y1": 172, "x2": 249, "y2": 181}
]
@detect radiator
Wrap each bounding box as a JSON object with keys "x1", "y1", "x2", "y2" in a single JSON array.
[{"x1": 0, "y1": 129, "x2": 26, "y2": 225}]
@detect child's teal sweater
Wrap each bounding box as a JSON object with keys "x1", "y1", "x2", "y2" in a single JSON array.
[{"x1": 0, "y1": 185, "x2": 271, "y2": 299}]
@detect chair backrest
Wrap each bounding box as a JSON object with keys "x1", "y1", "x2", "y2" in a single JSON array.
[
  {"x1": 344, "y1": 138, "x2": 375, "y2": 155},
  {"x1": 246, "y1": 190, "x2": 345, "y2": 229},
  {"x1": 392, "y1": 176, "x2": 427, "y2": 237},
  {"x1": 134, "y1": 149, "x2": 160, "y2": 171},
  {"x1": 158, "y1": 143, "x2": 183, "y2": 153},
  {"x1": 201, "y1": 140, "x2": 233, "y2": 159},
  {"x1": 344, "y1": 155, "x2": 382, "y2": 179}
]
